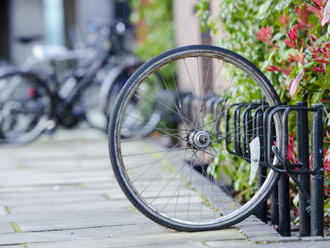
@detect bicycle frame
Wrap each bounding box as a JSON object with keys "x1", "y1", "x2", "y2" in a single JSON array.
[{"x1": 40, "y1": 51, "x2": 109, "y2": 128}]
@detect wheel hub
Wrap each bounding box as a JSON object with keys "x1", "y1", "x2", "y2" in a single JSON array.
[{"x1": 188, "y1": 130, "x2": 211, "y2": 149}]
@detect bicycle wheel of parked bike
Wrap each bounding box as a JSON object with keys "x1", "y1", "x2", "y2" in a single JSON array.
[
  {"x1": 0, "y1": 70, "x2": 53, "y2": 145},
  {"x1": 109, "y1": 45, "x2": 283, "y2": 231}
]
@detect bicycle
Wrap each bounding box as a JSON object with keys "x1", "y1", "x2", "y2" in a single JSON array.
[
  {"x1": 0, "y1": 21, "x2": 152, "y2": 145},
  {"x1": 108, "y1": 45, "x2": 323, "y2": 232}
]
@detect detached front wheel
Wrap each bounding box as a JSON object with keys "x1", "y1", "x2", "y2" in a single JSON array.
[{"x1": 109, "y1": 45, "x2": 282, "y2": 231}]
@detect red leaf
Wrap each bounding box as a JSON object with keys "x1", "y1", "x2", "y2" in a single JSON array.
[
  {"x1": 324, "y1": 149, "x2": 330, "y2": 173},
  {"x1": 256, "y1": 26, "x2": 273, "y2": 44},
  {"x1": 284, "y1": 38, "x2": 296, "y2": 48},
  {"x1": 267, "y1": 65, "x2": 281, "y2": 72},
  {"x1": 312, "y1": 0, "x2": 323, "y2": 9},
  {"x1": 296, "y1": 4, "x2": 310, "y2": 28},
  {"x1": 287, "y1": 132, "x2": 296, "y2": 163},
  {"x1": 267, "y1": 65, "x2": 291, "y2": 76},
  {"x1": 279, "y1": 13, "x2": 290, "y2": 26},
  {"x1": 313, "y1": 65, "x2": 326, "y2": 72},
  {"x1": 287, "y1": 25, "x2": 298, "y2": 41}
]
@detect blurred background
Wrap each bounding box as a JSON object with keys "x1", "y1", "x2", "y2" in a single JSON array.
[
  {"x1": 0, "y1": 0, "x2": 220, "y2": 65},
  {"x1": 0, "y1": 0, "x2": 132, "y2": 64},
  {"x1": 0, "y1": 0, "x2": 223, "y2": 145}
]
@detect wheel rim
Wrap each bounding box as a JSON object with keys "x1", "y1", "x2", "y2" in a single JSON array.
[{"x1": 111, "y1": 46, "x2": 281, "y2": 230}]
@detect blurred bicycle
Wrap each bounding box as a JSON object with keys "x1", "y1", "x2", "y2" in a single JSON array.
[{"x1": 0, "y1": 20, "x2": 148, "y2": 145}]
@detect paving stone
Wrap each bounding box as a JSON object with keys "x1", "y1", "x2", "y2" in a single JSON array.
[
  {"x1": 256, "y1": 241, "x2": 330, "y2": 248},
  {"x1": 205, "y1": 239, "x2": 253, "y2": 247},
  {"x1": 0, "y1": 206, "x2": 7, "y2": 216},
  {"x1": 277, "y1": 236, "x2": 301, "y2": 242},
  {"x1": 0, "y1": 222, "x2": 15, "y2": 234},
  {"x1": 301, "y1": 236, "x2": 330, "y2": 241}
]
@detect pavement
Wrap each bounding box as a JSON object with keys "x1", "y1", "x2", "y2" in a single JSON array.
[{"x1": 0, "y1": 128, "x2": 329, "y2": 248}]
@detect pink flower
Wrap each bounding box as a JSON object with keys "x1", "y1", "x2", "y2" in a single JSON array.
[
  {"x1": 256, "y1": 26, "x2": 273, "y2": 44},
  {"x1": 290, "y1": 71, "x2": 304, "y2": 99}
]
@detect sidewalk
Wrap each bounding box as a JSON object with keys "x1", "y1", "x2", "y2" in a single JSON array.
[{"x1": 0, "y1": 129, "x2": 329, "y2": 248}]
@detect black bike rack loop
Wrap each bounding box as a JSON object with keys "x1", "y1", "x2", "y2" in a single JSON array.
[{"x1": 178, "y1": 93, "x2": 325, "y2": 237}]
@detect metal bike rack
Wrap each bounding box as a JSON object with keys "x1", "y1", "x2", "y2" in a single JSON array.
[
  {"x1": 179, "y1": 94, "x2": 325, "y2": 237},
  {"x1": 262, "y1": 102, "x2": 324, "y2": 236}
]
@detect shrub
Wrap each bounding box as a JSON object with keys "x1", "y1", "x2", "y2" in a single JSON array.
[{"x1": 196, "y1": 0, "x2": 330, "y2": 224}]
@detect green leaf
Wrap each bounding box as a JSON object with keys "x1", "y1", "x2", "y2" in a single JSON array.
[
  {"x1": 261, "y1": 49, "x2": 276, "y2": 71},
  {"x1": 275, "y1": 0, "x2": 293, "y2": 11},
  {"x1": 289, "y1": 65, "x2": 300, "y2": 80},
  {"x1": 272, "y1": 32, "x2": 285, "y2": 42},
  {"x1": 257, "y1": 0, "x2": 273, "y2": 20},
  {"x1": 283, "y1": 48, "x2": 298, "y2": 60},
  {"x1": 222, "y1": 165, "x2": 231, "y2": 178},
  {"x1": 234, "y1": 179, "x2": 240, "y2": 191}
]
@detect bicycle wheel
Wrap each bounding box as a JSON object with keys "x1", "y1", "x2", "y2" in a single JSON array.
[
  {"x1": 109, "y1": 45, "x2": 282, "y2": 231},
  {"x1": 0, "y1": 70, "x2": 54, "y2": 145}
]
